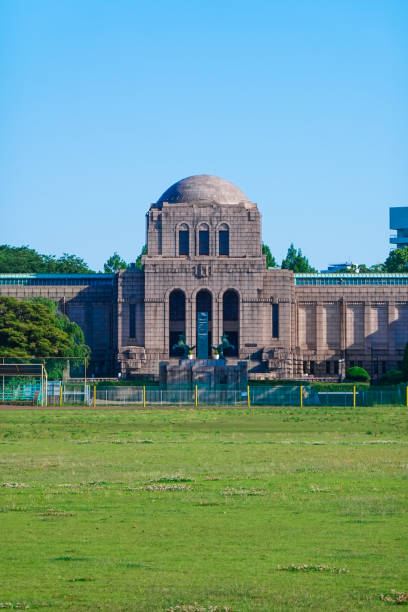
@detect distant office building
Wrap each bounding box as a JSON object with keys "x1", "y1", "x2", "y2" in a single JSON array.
[
  {"x1": 320, "y1": 262, "x2": 358, "y2": 273},
  {"x1": 390, "y1": 207, "x2": 408, "y2": 249}
]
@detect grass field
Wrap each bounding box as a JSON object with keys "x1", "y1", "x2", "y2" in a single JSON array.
[{"x1": 0, "y1": 405, "x2": 407, "y2": 611}]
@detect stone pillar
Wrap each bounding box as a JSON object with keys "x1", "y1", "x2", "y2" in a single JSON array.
[
  {"x1": 340, "y1": 298, "x2": 346, "y2": 352},
  {"x1": 191, "y1": 295, "x2": 197, "y2": 353},
  {"x1": 388, "y1": 302, "x2": 397, "y2": 353},
  {"x1": 364, "y1": 303, "x2": 372, "y2": 352},
  {"x1": 216, "y1": 296, "x2": 223, "y2": 347},
  {"x1": 186, "y1": 296, "x2": 193, "y2": 348},
  {"x1": 315, "y1": 303, "x2": 324, "y2": 352}
]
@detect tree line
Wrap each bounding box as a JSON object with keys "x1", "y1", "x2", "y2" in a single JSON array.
[
  {"x1": 1, "y1": 243, "x2": 408, "y2": 274},
  {"x1": 0, "y1": 296, "x2": 90, "y2": 379}
]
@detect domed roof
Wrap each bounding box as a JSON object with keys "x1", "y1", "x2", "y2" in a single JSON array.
[{"x1": 157, "y1": 174, "x2": 250, "y2": 205}]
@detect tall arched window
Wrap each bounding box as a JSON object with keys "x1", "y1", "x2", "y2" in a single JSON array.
[
  {"x1": 218, "y1": 223, "x2": 229, "y2": 256},
  {"x1": 198, "y1": 223, "x2": 209, "y2": 256},
  {"x1": 169, "y1": 290, "x2": 186, "y2": 356},
  {"x1": 196, "y1": 289, "x2": 212, "y2": 358},
  {"x1": 179, "y1": 224, "x2": 189, "y2": 256},
  {"x1": 222, "y1": 289, "x2": 239, "y2": 356}
]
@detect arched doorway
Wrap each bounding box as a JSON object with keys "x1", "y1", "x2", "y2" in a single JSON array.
[
  {"x1": 196, "y1": 289, "x2": 212, "y2": 358},
  {"x1": 169, "y1": 290, "x2": 186, "y2": 357},
  {"x1": 222, "y1": 290, "x2": 239, "y2": 357}
]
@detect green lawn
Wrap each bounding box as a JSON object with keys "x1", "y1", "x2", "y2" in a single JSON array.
[{"x1": 0, "y1": 406, "x2": 407, "y2": 611}]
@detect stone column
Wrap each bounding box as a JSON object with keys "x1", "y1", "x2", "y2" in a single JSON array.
[
  {"x1": 315, "y1": 303, "x2": 324, "y2": 352},
  {"x1": 340, "y1": 298, "x2": 346, "y2": 352},
  {"x1": 186, "y1": 296, "x2": 193, "y2": 348},
  {"x1": 388, "y1": 301, "x2": 397, "y2": 353}
]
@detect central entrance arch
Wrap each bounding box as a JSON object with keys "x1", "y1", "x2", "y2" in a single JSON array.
[{"x1": 196, "y1": 289, "x2": 212, "y2": 358}]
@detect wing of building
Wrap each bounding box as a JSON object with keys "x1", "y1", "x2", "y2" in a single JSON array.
[{"x1": 2, "y1": 174, "x2": 408, "y2": 380}]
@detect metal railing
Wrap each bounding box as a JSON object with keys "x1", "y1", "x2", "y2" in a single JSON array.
[{"x1": 1, "y1": 383, "x2": 408, "y2": 408}]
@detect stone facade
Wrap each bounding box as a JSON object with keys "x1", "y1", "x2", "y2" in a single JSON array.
[{"x1": 1, "y1": 174, "x2": 408, "y2": 380}]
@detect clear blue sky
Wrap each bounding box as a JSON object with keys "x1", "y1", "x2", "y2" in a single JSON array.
[{"x1": 1, "y1": 0, "x2": 407, "y2": 271}]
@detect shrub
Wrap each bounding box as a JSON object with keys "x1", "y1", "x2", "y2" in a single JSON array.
[
  {"x1": 379, "y1": 369, "x2": 404, "y2": 386},
  {"x1": 345, "y1": 366, "x2": 370, "y2": 381}
]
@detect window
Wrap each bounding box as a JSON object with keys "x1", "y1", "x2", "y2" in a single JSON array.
[
  {"x1": 272, "y1": 303, "x2": 279, "y2": 338},
  {"x1": 179, "y1": 225, "x2": 189, "y2": 256},
  {"x1": 303, "y1": 361, "x2": 307, "y2": 374},
  {"x1": 199, "y1": 225, "x2": 209, "y2": 255},
  {"x1": 334, "y1": 361, "x2": 339, "y2": 375},
  {"x1": 219, "y1": 224, "x2": 229, "y2": 256},
  {"x1": 349, "y1": 360, "x2": 355, "y2": 368},
  {"x1": 326, "y1": 361, "x2": 331, "y2": 374},
  {"x1": 382, "y1": 361, "x2": 387, "y2": 374},
  {"x1": 310, "y1": 360, "x2": 315, "y2": 375},
  {"x1": 129, "y1": 304, "x2": 136, "y2": 338}
]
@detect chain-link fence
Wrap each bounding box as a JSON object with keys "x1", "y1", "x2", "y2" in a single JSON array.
[{"x1": 1, "y1": 382, "x2": 407, "y2": 408}]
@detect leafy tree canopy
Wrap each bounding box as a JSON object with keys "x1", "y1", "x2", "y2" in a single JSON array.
[
  {"x1": 281, "y1": 243, "x2": 316, "y2": 273},
  {"x1": 336, "y1": 264, "x2": 384, "y2": 274},
  {"x1": 345, "y1": 366, "x2": 370, "y2": 381},
  {"x1": 104, "y1": 252, "x2": 127, "y2": 273},
  {"x1": 0, "y1": 296, "x2": 90, "y2": 365},
  {"x1": 0, "y1": 245, "x2": 94, "y2": 274},
  {"x1": 383, "y1": 247, "x2": 408, "y2": 273},
  {"x1": 135, "y1": 245, "x2": 147, "y2": 270},
  {"x1": 262, "y1": 243, "x2": 277, "y2": 268}
]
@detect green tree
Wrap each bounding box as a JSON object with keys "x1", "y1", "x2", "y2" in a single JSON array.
[
  {"x1": 135, "y1": 244, "x2": 147, "y2": 270},
  {"x1": 262, "y1": 243, "x2": 277, "y2": 268},
  {"x1": 52, "y1": 253, "x2": 93, "y2": 273},
  {"x1": 383, "y1": 247, "x2": 408, "y2": 273},
  {"x1": 345, "y1": 366, "x2": 370, "y2": 381},
  {"x1": 0, "y1": 245, "x2": 94, "y2": 274},
  {"x1": 281, "y1": 243, "x2": 316, "y2": 273},
  {"x1": 27, "y1": 297, "x2": 90, "y2": 378},
  {"x1": 104, "y1": 252, "x2": 127, "y2": 273},
  {"x1": 0, "y1": 297, "x2": 90, "y2": 378}
]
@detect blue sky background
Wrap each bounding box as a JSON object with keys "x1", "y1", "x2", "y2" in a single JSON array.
[{"x1": 1, "y1": 0, "x2": 407, "y2": 271}]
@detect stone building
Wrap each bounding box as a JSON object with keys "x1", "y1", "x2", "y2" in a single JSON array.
[{"x1": 1, "y1": 174, "x2": 408, "y2": 380}]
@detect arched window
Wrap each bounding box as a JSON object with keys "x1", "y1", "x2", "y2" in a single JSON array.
[
  {"x1": 198, "y1": 223, "x2": 209, "y2": 256},
  {"x1": 169, "y1": 290, "x2": 186, "y2": 356},
  {"x1": 179, "y1": 224, "x2": 189, "y2": 256},
  {"x1": 222, "y1": 289, "x2": 239, "y2": 357},
  {"x1": 196, "y1": 289, "x2": 212, "y2": 358},
  {"x1": 218, "y1": 223, "x2": 229, "y2": 256}
]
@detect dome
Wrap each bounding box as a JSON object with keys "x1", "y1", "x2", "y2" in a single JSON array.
[{"x1": 157, "y1": 174, "x2": 250, "y2": 205}]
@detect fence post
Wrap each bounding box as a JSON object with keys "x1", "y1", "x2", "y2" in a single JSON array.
[
  {"x1": 300, "y1": 385, "x2": 303, "y2": 408},
  {"x1": 93, "y1": 385, "x2": 96, "y2": 408},
  {"x1": 195, "y1": 384, "x2": 198, "y2": 407},
  {"x1": 143, "y1": 386, "x2": 146, "y2": 408},
  {"x1": 247, "y1": 385, "x2": 250, "y2": 408},
  {"x1": 353, "y1": 385, "x2": 356, "y2": 408},
  {"x1": 59, "y1": 384, "x2": 63, "y2": 407}
]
